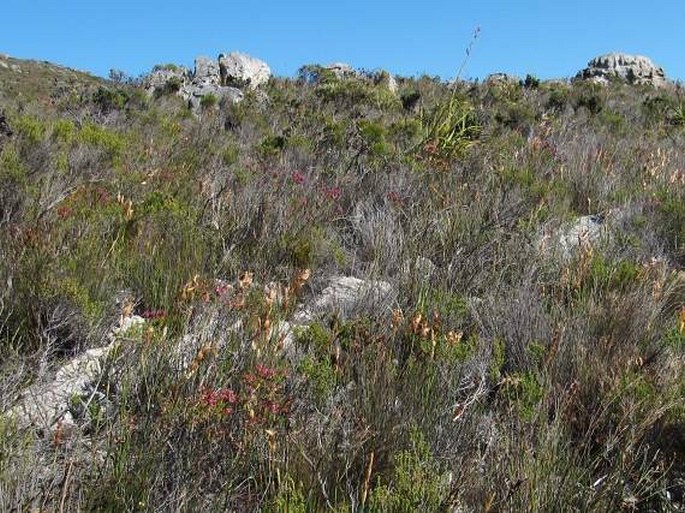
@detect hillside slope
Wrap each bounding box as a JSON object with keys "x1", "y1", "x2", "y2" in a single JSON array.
[{"x1": 1, "y1": 53, "x2": 684, "y2": 511}]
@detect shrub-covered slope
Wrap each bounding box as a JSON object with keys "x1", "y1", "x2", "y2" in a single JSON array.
[{"x1": 1, "y1": 56, "x2": 685, "y2": 511}]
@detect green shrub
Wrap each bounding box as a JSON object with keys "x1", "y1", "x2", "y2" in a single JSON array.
[
  {"x1": 368, "y1": 429, "x2": 449, "y2": 513},
  {"x1": 14, "y1": 115, "x2": 46, "y2": 143},
  {"x1": 669, "y1": 101, "x2": 685, "y2": 126},
  {"x1": 358, "y1": 119, "x2": 391, "y2": 156},
  {"x1": 52, "y1": 119, "x2": 76, "y2": 144},
  {"x1": 546, "y1": 87, "x2": 570, "y2": 113},
  {"x1": 93, "y1": 86, "x2": 130, "y2": 113},
  {"x1": 500, "y1": 371, "x2": 544, "y2": 420},
  {"x1": 522, "y1": 74, "x2": 541, "y2": 89},
  {"x1": 78, "y1": 122, "x2": 126, "y2": 159}
]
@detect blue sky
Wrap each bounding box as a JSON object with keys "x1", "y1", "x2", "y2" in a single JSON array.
[{"x1": 2, "y1": 1, "x2": 683, "y2": 81}]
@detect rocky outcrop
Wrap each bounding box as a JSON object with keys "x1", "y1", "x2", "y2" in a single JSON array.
[
  {"x1": 183, "y1": 83, "x2": 243, "y2": 113},
  {"x1": 373, "y1": 70, "x2": 399, "y2": 94},
  {"x1": 218, "y1": 52, "x2": 271, "y2": 89},
  {"x1": 145, "y1": 52, "x2": 269, "y2": 113},
  {"x1": 575, "y1": 53, "x2": 667, "y2": 87},
  {"x1": 0, "y1": 55, "x2": 22, "y2": 73},
  {"x1": 303, "y1": 63, "x2": 399, "y2": 94},
  {"x1": 325, "y1": 62, "x2": 356, "y2": 80}
]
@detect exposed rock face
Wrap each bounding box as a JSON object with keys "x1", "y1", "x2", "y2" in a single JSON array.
[
  {"x1": 402, "y1": 256, "x2": 437, "y2": 281},
  {"x1": 218, "y1": 52, "x2": 271, "y2": 89},
  {"x1": 193, "y1": 56, "x2": 220, "y2": 85},
  {"x1": 557, "y1": 214, "x2": 605, "y2": 258},
  {"x1": 6, "y1": 275, "x2": 394, "y2": 436},
  {"x1": 575, "y1": 53, "x2": 667, "y2": 87},
  {"x1": 373, "y1": 70, "x2": 399, "y2": 93},
  {"x1": 538, "y1": 214, "x2": 607, "y2": 260},
  {"x1": 182, "y1": 83, "x2": 243, "y2": 113}
]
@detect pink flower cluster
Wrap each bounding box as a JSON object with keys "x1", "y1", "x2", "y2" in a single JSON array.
[
  {"x1": 200, "y1": 387, "x2": 238, "y2": 416},
  {"x1": 324, "y1": 187, "x2": 341, "y2": 200},
  {"x1": 141, "y1": 309, "x2": 167, "y2": 320}
]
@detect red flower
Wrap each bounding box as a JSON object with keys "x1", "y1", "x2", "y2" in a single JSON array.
[
  {"x1": 324, "y1": 187, "x2": 341, "y2": 200},
  {"x1": 218, "y1": 388, "x2": 238, "y2": 404},
  {"x1": 200, "y1": 387, "x2": 238, "y2": 412},
  {"x1": 292, "y1": 171, "x2": 306, "y2": 185},
  {"x1": 255, "y1": 363, "x2": 277, "y2": 379}
]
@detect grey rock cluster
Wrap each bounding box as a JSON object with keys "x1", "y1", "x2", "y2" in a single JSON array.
[
  {"x1": 144, "y1": 51, "x2": 272, "y2": 113},
  {"x1": 575, "y1": 53, "x2": 667, "y2": 87},
  {"x1": 537, "y1": 214, "x2": 607, "y2": 260},
  {"x1": 144, "y1": 65, "x2": 189, "y2": 95},
  {"x1": 0, "y1": 57, "x2": 22, "y2": 73}
]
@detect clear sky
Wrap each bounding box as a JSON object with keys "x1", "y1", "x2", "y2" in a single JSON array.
[{"x1": 2, "y1": 1, "x2": 684, "y2": 82}]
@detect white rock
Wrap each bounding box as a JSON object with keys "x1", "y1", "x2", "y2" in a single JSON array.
[
  {"x1": 325, "y1": 62, "x2": 356, "y2": 79},
  {"x1": 292, "y1": 276, "x2": 394, "y2": 324},
  {"x1": 485, "y1": 72, "x2": 519, "y2": 85},
  {"x1": 6, "y1": 313, "x2": 144, "y2": 433},
  {"x1": 402, "y1": 256, "x2": 437, "y2": 281},
  {"x1": 6, "y1": 345, "x2": 114, "y2": 432},
  {"x1": 181, "y1": 83, "x2": 243, "y2": 112},
  {"x1": 538, "y1": 214, "x2": 606, "y2": 260},
  {"x1": 218, "y1": 52, "x2": 271, "y2": 89}
]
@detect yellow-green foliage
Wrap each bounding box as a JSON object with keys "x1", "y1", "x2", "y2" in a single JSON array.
[
  {"x1": 14, "y1": 115, "x2": 46, "y2": 143},
  {"x1": 368, "y1": 429, "x2": 449, "y2": 513}
]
